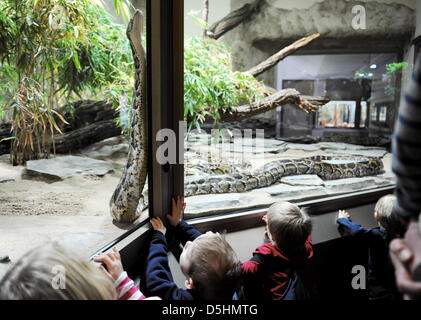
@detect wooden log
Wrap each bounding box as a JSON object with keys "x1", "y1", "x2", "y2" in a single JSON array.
[
  {"x1": 206, "y1": 0, "x2": 265, "y2": 39},
  {"x1": 0, "y1": 100, "x2": 121, "y2": 155},
  {"x1": 246, "y1": 33, "x2": 320, "y2": 77},
  {"x1": 0, "y1": 123, "x2": 12, "y2": 155},
  {"x1": 54, "y1": 119, "x2": 121, "y2": 154},
  {"x1": 61, "y1": 100, "x2": 116, "y2": 131}
]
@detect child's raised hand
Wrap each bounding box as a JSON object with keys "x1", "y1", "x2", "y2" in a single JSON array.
[
  {"x1": 338, "y1": 210, "x2": 350, "y2": 219},
  {"x1": 151, "y1": 217, "x2": 167, "y2": 235},
  {"x1": 94, "y1": 247, "x2": 124, "y2": 281},
  {"x1": 262, "y1": 214, "x2": 268, "y2": 224},
  {"x1": 166, "y1": 196, "x2": 186, "y2": 227}
]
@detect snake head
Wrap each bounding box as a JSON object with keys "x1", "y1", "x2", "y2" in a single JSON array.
[{"x1": 127, "y1": 9, "x2": 145, "y2": 56}]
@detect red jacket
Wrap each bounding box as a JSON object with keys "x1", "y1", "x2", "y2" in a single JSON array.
[{"x1": 241, "y1": 237, "x2": 314, "y2": 300}]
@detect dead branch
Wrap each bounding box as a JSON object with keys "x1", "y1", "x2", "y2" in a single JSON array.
[
  {"x1": 246, "y1": 33, "x2": 320, "y2": 77},
  {"x1": 206, "y1": 0, "x2": 265, "y2": 39}
]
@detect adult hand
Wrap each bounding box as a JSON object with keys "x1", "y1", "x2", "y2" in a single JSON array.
[
  {"x1": 151, "y1": 217, "x2": 167, "y2": 235},
  {"x1": 166, "y1": 196, "x2": 186, "y2": 227},
  {"x1": 390, "y1": 220, "x2": 421, "y2": 299},
  {"x1": 390, "y1": 238, "x2": 421, "y2": 299}
]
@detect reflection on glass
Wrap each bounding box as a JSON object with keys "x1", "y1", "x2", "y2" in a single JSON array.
[
  {"x1": 379, "y1": 106, "x2": 388, "y2": 123},
  {"x1": 360, "y1": 101, "x2": 367, "y2": 128},
  {"x1": 318, "y1": 101, "x2": 356, "y2": 128}
]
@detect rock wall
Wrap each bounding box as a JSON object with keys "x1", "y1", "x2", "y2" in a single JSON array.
[{"x1": 223, "y1": 0, "x2": 415, "y2": 87}]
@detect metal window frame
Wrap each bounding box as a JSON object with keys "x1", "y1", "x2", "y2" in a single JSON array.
[
  {"x1": 89, "y1": 0, "x2": 184, "y2": 262},
  {"x1": 148, "y1": 0, "x2": 184, "y2": 219},
  {"x1": 89, "y1": 3, "x2": 396, "y2": 269}
]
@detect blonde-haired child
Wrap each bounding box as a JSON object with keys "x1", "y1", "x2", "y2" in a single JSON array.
[
  {"x1": 0, "y1": 241, "x2": 158, "y2": 300},
  {"x1": 337, "y1": 194, "x2": 405, "y2": 300},
  {"x1": 145, "y1": 196, "x2": 241, "y2": 300},
  {"x1": 241, "y1": 201, "x2": 314, "y2": 300}
]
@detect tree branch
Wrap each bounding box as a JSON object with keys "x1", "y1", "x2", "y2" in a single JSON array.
[
  {"x1": 202, "y1": 0, "x2": 209, "y2": 37},
  {"x1": 206, "y1": 0, "x2": 265, "y2": 39},
  {"x1": 202, "y1": 88, "x2": 328, "y2": 123},
  {"x1": 246, "y1": 33, "x2": 320, "y2": 77}
]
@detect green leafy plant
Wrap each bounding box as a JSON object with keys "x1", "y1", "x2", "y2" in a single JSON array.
[
  {"x1": 0, "y1": 0, "x2": 135, "y2": 164},
  {"x1": 386, "y1": 62, "x2": 410, "y2": 74},
  {"x1": 184, "y1": 36, "x2": 264, "y2": 130},
  {"x1": 385, "y1": 62, "x2": 410, "y2": 97}
]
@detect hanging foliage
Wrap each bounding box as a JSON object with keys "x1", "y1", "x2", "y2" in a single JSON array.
[
  {"x1": 184, "y1": 36, "x2": 265, "y2": 130},
  {"x1": 0, "y1": 0, "x2": 134, "y2": 164}
]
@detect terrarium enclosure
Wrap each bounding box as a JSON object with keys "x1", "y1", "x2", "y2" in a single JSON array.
[{"x1": 0, "y1": 0, "x2": 417, "y2": 264}]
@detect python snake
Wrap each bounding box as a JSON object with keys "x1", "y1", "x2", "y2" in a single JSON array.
[
  {"x1": 110, "y1": 10, "x2": 147, "y2": 223},
  {"x1": 184, "y1": 155, "x2": 384, "y2": 197}
]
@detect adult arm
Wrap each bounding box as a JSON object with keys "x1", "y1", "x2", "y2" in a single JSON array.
[{"x1": 392, "y1": 57, "x2": 421, "y2": 220}]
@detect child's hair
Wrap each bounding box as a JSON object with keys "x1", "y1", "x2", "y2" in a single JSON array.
[
  {"x1": 186, "y1": 232, "x2": 241, "y2": 300},
  {"x1": 267, "y1": 201, "x2": 312, "y2": 257},
  {"x1": 375, "y1": 194, "x2": 405, "y2": 236},
  {"x1": 0, "y1": 241, "x2": 116, "y2": 300}
]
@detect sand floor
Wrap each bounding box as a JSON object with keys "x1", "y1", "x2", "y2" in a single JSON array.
[{"x1": 0, "y1": 152, "x2": 148, "y2": 275}]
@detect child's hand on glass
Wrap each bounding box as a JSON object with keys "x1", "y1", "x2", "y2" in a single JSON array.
[
  {"x1": 166, "y1": 196, "x2": 186, "y2": 227},
  {"x1": 94, "y1": 247, "x2": 124, "y2": 281},
  {"x1": 338, "y1": 210, "x2": 350, "y2": 220},
  {"x1": 262, "y1": 214, "x2": 268, "y2": 224},
  {"x1": 151, "y1": 217, "x2": 167, "y2": 235}
]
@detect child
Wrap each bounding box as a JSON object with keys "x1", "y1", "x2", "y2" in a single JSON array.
[
  {"x1": 0, "y1": 241, "x2": 157, "y2": 300},
  {"x1": 241, "y1": 201, "x2": 314, "y2": 300},
  {"x1": 145, "y1": 196, "x2": 241, "y2": 300},
  {"x1": 336, "y1": 194, "x2": 405, "y2": 300}
]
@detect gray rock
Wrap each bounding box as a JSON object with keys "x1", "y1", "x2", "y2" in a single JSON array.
[
  {"x1": 79, "y1": 136, "x2": 129, "y2": 160},
  {"x1": 240, "y1": 138, "x2": 286, "y2": 148},
  {"x1": 280, "y1": 175, "x2": 325, "y2": 186},
  {"x1": 324, "y1": 177, "x2": 387, "y2": 193},
  {"x1": 184, "y1": 192, "x2": 275, "y2": 218},
  {"x1": 255, "y1": 184, "x2": 327, "y2": 197},
  {"x1": 231, "y1": 145, "x2": 287, "y2": 154},
  {"x1": 0, "y1": 179, "x2": 14, "y2": 183},
  {"x1": 326, "y1": 149, "x2": 388, "y2": 158},
  {"x1": 26, "y1": 156, "x2": 113, "y2": 180},
  {"x1": 0, "y1": 252, "x2": 10, "y2": 263},
  {"x1": 285, "y1": 143, "x2": 321, "y2": 152}
]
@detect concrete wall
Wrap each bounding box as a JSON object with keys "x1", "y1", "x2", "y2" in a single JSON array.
[{"x1": 232, "y1": 0, "x2": 415, "y2": 11}]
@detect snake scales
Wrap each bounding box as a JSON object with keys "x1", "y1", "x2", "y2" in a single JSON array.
[
  {"x1": 184, "y1": 155, "x2": 384, "y2": 197},
  {"x1": 110, "y1": 10, "x2": 147, "y2": 223}
]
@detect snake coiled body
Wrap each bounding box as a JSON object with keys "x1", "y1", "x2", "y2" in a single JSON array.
[
  {"x1": 184, "y1": 156, "x2": 384, "y2": 197},
  {"x1": 110, "y1": 10, "x2": 147, "y2": 223}
]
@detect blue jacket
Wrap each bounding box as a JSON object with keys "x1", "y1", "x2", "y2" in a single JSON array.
[
  {"x1": 336, "y1": 218, "x2": 398, "y2": 299},
  {"x1": 145, "y1": 220, "x2": 202, "y2": 300}
]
